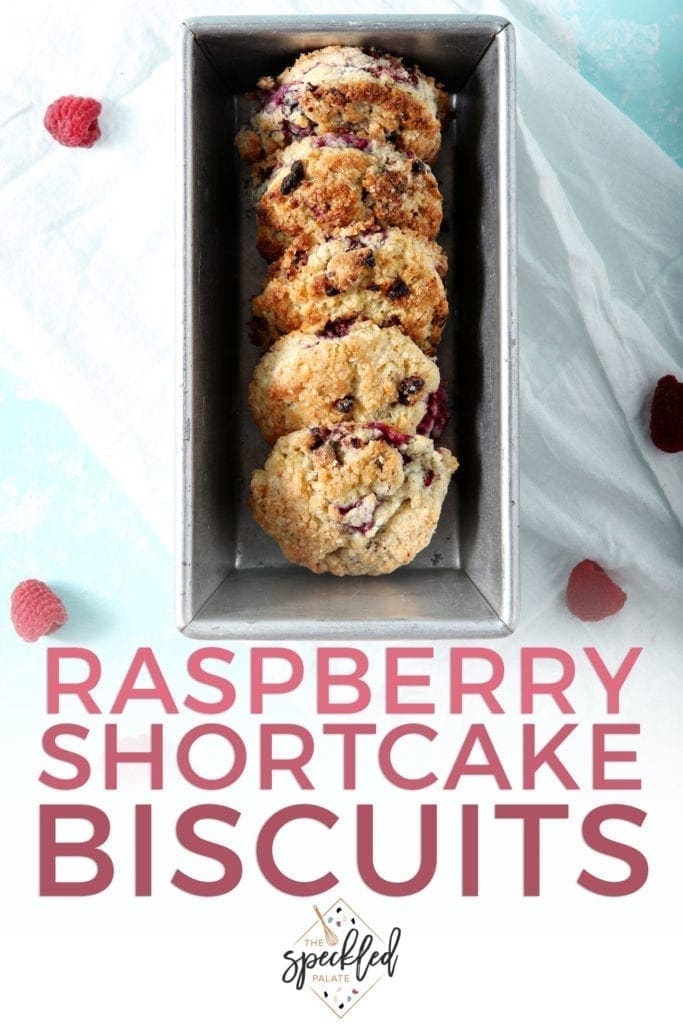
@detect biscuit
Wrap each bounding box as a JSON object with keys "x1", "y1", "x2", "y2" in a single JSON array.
[
  {"x1": 248, "y1": 320, "x2": 441, "y2": 445},
  {"x1": 254, "y1": 135, "x2": 443, "y2": 261},
  {"x1": 250, "y1": 423, "x2": 458, "y2": 575},
  {"x1": 237, "y1": 44, "x2": 449, "y2": 166},
  {"x1": 251, "y1": 226, "x2": 448, "y2": 355}
]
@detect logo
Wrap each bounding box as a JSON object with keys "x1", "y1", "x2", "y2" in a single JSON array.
[{"x1": 281, "y1": 897, "x2": 401, "y2": 1018}]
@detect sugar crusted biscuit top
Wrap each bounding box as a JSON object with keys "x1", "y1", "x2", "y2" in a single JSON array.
[
  {"x1": 251, "y1": 226, "x2": 448, "y2": 355},
  {"x1": 248, "y1": 320, "x2": 441, "y2": 445},
  {"x1": 237, "y1": 44, "x2": 449, "y2": 166},
  {"x1": 250, "y1": 424, "x2": 458, "y2": 576},
  {"x1": 254, "y1": 135, "x2": 443, "y2": 261}
]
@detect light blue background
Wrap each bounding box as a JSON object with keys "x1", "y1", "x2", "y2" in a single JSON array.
[{"x1": 506, "y1": 1, "x2": 681, "y2": 164}]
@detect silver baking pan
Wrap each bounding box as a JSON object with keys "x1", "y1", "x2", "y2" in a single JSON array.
[{"x1": 176, "y1": 14, "x2": 518, "y2": 639}]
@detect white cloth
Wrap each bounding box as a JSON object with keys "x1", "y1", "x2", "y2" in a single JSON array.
[{"x1": 1, "y1": 0, "x2": 681, "y2": 628}]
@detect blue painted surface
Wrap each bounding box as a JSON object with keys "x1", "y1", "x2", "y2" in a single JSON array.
[
  {"x1": 507, "y1": 0, "x2": 682, "y2": 165},
  {"x1": 0, "y1": 370, "x2": 177, "y2": 646}
]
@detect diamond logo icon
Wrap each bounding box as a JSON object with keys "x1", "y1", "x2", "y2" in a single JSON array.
[{"x1": 282, "y1": 897, "x2": 400, "y2": 1018}]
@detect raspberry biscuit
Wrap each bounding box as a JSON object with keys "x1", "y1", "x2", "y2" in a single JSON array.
[
  {"x1": 251, "y1": 226, "x2": 448, "y2": 355},
  {"x1": 254, "y1": 135, "x2": 442, "y2": 261},
  {"x1": 237, "y1": 45, "x2": 449, "y2": 166},
  {"x1": 248, "y1": 320, "x2": 441, "y2": 445},
  {"x1": 250, "y1": 424, "x2": 457, "y2": 575}
]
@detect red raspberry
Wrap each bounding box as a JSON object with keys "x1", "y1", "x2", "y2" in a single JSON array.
[
  {"x1": 43, "y1": 96, "x2": 102, "y2": 148},
  {"x1": 650, "y1": 375, "x2": 683, "y2": 453},
  {"x1": 10, "y1": 580, "x2": 68, "y2": 642},
  {"x1": 566, "y1": 560, "x2": 627, "y2": 622}
]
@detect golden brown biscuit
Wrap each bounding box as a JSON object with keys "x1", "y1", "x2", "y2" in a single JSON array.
[
  {"x1": 251, "y1": 226, "x2": 448, "y2": 355},
  {"x1": 248, "y1": 320, "x2": 441, "y2": 445},
  {"x1": 250, "y1": 423, "x2": 457, "y2": 575},
  {"x1": 237, "y1": 44, "x2": 449, "y2": 166},
  {"x1": 254, "y1": 135, "x2": 443, "y2": 261}
]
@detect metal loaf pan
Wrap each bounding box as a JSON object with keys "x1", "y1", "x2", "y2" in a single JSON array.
[{"x1": 177, "y1": 15, "x2": 518, "y2": 639}]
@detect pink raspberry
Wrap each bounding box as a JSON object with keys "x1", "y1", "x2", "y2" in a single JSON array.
[
  {"x1": 44, "y1": 95, "x2": 102, "y2": 148},
  {"x1": 566, "y1": 560, "x2": 627, "y2": 622},
  {"x1": 11, "y1": 580, "x2": 68, "y2": 642}
]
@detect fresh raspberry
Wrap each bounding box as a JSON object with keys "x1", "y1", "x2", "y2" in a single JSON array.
[
  {"x1": 44, "y1": 96, "x2": 102, "y2": 148},
  {"x1": 650, "y1": 375, "x2": 683, "y2": 453},
  {"x1": 566, "y1": 560, "x2": 627, "y2": 622},
  {"x1": 10, "y1": 580, "x2": 68, "y2": 642}
]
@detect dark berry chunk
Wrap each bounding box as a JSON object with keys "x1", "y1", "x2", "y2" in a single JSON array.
[
  {"x1": 412, "y1": 159, "x2": 426, "y2": 174},
  {"x1": 417, "y1": 383, "x2": 449, "y2": 439},
  {"x1": 324, "y1": 282, "x2": 340, "y2": 296},
  {"x1": 280, "y1": 159, "x2": 304, "y2": 195},
  {"x1": 335, "y1": 395, "x2": 355, "y2": 413},
  {"x1": 398, "y1": 376, "x2": 425, "y2": 405},
  {"x1": 650, "y1": 374, "x2": 683, "y2": 452},
  {"x1": 264, "y1": 83, "x2": 290, "y2": 109},
  {"x1": 291, "y1": 248, "x2": 308, "y2": 271},
  {"x1": 387, "y1": 277, "x2": 411, "y2": 300},
  {"x1": 339, "y1": 133, "x2": 370, "y2": 150},
  {"x1": 423, "y1": 470, "x2": 435, "y2": 487},
  {"x1": 366, "y1": 283, "x2": 380, "y2": 292},
  {"x1": 317, "y1": 315, "x2": 357, "y2": 338},
  {"x1": 248, "y1": 315, "x2": 268, "y2": 345},
  {"x1": 309, "y1": 427, "x2": 329, "y2": 451},
  {"x1": 337, "y1": 499, "x2": 361, "y2": 515},
  {"x1": 366, "y1": 422, "x2": 412, "y2": 446},
  {"x1": 336, "y1": 497, "x2": 376, "y2": 534},
  {"x1": 284, "y1": 121, "x2": 313, "y2": 140},
  {"x1": 363, "y1": 250, "x2": 376, "y2": 268}
]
